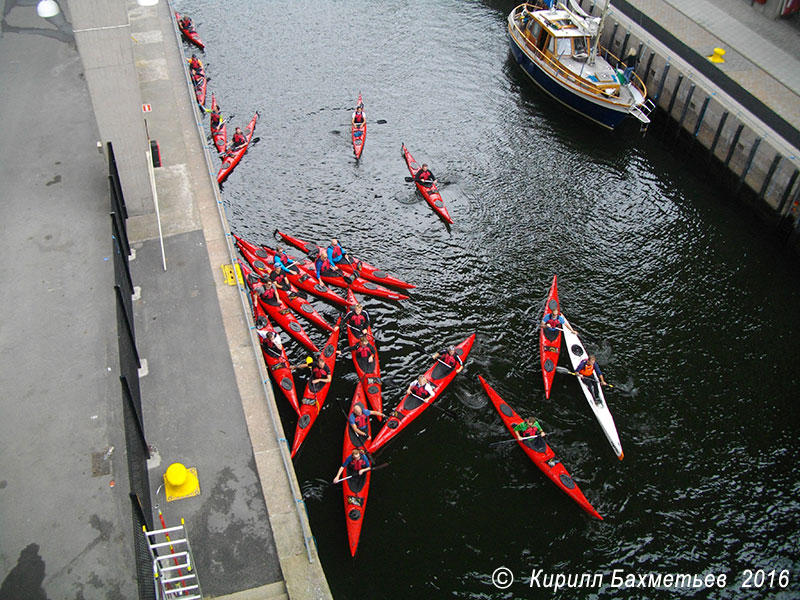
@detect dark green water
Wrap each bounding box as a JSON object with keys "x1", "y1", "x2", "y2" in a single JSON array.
[{"x1": 179, "y1": 0, "x2": 800, "y2": 597}]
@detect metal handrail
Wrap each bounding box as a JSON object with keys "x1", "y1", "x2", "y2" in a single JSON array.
[{"x1": 165, "y1": 0, "x2": 316, "y2": 564}]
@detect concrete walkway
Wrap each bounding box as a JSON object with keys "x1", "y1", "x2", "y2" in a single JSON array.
[{"x1": 622, "y1": 0, "x2": 800, "y2": 134}]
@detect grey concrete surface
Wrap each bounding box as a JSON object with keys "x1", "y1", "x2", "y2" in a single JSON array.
[
  {"x1": 132, "y1": 232, "x2": 282, "y2": 596},
  {"x1": 623, "y1": 0, "x2": 800, "y2": 131},
  {"x1": 0, "y1": 10, "x2": 136, "y2": 600}
]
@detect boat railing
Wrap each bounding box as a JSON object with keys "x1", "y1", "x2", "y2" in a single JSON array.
[{"x1": 509, "y1": 5, "x2": 647, "y2": 104}]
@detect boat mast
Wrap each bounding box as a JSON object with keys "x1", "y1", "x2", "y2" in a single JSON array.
[{"x1": 589, "y1": 0, "x2": 610, "y2": 65}]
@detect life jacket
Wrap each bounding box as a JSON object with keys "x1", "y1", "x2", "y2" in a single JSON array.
[
  {"x1": 410, "y1": 383, "x2": 431, "y2": 399},
  {"x1": 354, "y1": 344, "x2": 371, "y2": 359},
  {"x1": 519, "y1": 422, "x2": 540, "y2": 437},
  {"x1": 189, "y1": 59, "x2": 201, "y2": 71},
  {"x1": 440, "y1": 353, "x2": 458, "y2": 368},
  {"x1": 271, "y1": 271, "x2": 286, "y2": 286},
  {"x1": 353, "y1": 112, "x2": 365, "y2": 124},
  {"x1": 262, "y1": 335, "x2": 281, "y2": 354},
  {"x1": 260, "y1": 285, "x2": 277, "y2": 301},
  {"x1": 578, "y1": 361, "x2": 595, "y2": 377},
  {"x1": 348, "y1": 311, "x2": 367, "y2": 327},
  {"x1": 311, "y1": 364, "x2": 329, "y2": 380},
  {"x1": 316, "y1": 256, "x2": 333, "y2": 272},
  {"x1": 544, "y1": 313, "x2": 561, "y2": 329},
  {"x1": 210, "y1": 112, "x2": 221, "y2": 128},
  {"x1": 417, "y1": 169, "x2": 432, "y2": 181},
  {"x1": 329, "y1": 244, "x2": 343, "y2": 261},
  {"x1": 275, "y1": 251, "x2": 291, "y2": 266},
  {"x1": 232, "y1": 132, "x2": 246, "y2": 145},
  {"x1": 353, "y1": 411, "x2": 369, "y2": 430},
  {"x1": 180, "y1": 18, "x2": 191, "y2": 29},
  {"x1": 348, "y1": 455, "x2": 368, "y2": 473}
]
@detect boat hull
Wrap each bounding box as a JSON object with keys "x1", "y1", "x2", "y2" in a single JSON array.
[
  {"x1": 345, "y1": 289, "x2": 383, "y2": 414},
  {"x1": 561, "y1": 316, "x2": 624, "y2": 459},
  {"x1": 342, "y1": 384, "x2": 372, "y2": 556},
  {"x1": 539, "y1": 274, "x2": 560, "y2": 399},
  {"x1": 479, "y1": 376, "x2": 602, "y2": 519},
  {"x1": 401, "y1": 144, "x2": 453, "y2": 224},
  {"x1": 507, "y1": 27, "x2": 629, "y2": 130},
  {"x1": 370, "y1": 334, "x2": 474, "y2": 452},
  {"x1": 217, "y1": 112, "x2": 259, "y2": 184}
]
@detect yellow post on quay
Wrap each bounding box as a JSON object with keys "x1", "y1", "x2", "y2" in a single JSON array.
[
  {"x1": 708, "y1": 47, "x2": 726, "y2": 63},
  {"x1": 164, "y1": 462, "x2": 200, "y2": 502}
]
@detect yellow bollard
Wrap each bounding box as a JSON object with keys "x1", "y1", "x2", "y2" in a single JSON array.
[
  {"x1": 708, "y1": 47, "x2": 726, "y2": 63},
  {"x1": 164, "y1": 463, "x2": 201, "y2": 502}
]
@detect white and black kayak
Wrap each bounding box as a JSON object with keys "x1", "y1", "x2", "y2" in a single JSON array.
[{"x1": 561, "y1": 316, "x2": 624, "y2": 460}]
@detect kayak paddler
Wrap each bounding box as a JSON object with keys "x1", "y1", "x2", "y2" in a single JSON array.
[
  {"x1": 512, "y1": 417, "x2": 546, "y2": 442},
  {"x1": 576, "y1": 354, "x2": 608, "y2": 402},
  {"x1": 352, "y1": 104, "x2": 365, "y2": 126},
  {"x1": 343, "y1": 302, "x2": 371, "y2": 337},
  {"x1": 228, "y1": 127, "x2": 246, "y2": 152},
  {"x1": 256, "y1": 323, "x2": 284, "y2": 359},
  {"x1": 178, "y1": 14, "x2": 194, "y2": 31},
  {"x1": 210, "y1": 103, "x2": 223, "y2": 129},
  {"x1": 258, "y1": 278, "x2": 281, "y2": 307},
  {"x1": 407, "y1": 375, "x2": 435, "y2": 400},
  {"x1": 541, "y1": 306, "x2": 576, "y2": 342},
  {"x1": 326, "y1": 238, "x2": 350, "y2": 266},
  {"x1": 188, "y1": 54, "x2": 203, "y2": 74},
  {"x1": 338, "y1": 336, "x2": 376, "y2": 373},
  {"x1": 297, "y1": 355, "x2": 331, "y2": 396},
  {"x1": 347, "y1": 403, "x2": 385, "y2": 442},
  {"x1": 333, "y1": 448, "x2": 371, "y2": 484},
  {"x1": 315, "y1": 249, "x2": 352, "y2": 283},
  {"x1": 414, "y1": 163, "x2": 437, "y2": 188},
  {"x1": 513, "y1": 418, "x2": 555, "y2": 461},
  {"x1": 432, "y1": 345, "x2": 463, "y2": 374},
  {"x1": 273, "y1": 246, "x2": 299, "y2": 275}
]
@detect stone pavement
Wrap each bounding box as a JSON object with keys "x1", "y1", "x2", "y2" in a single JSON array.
[{"x1": 0, "y1": 9, "x2": 136, "y2": 599}]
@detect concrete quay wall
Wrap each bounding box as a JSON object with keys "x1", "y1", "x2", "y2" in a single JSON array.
[{"x1": 588, "y1": 1, "x2": 800, "y2": 247}]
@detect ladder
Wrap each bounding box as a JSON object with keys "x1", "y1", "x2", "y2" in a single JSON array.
[{"x1": 143, "y1": 520, "x2": 203, "y2": 599}]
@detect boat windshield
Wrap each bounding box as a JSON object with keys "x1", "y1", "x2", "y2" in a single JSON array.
[{"x1": 555, "y1": 37, "x2": 572, "y2": 57}]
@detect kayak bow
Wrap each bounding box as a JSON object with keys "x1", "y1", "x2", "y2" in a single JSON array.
[{"x1": 539, "y1": 274, "x2": 560, "y2": 399}]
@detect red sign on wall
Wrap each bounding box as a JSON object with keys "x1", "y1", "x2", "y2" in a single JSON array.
[{"x1": 142, "y1": 104, "x2": 152, "y2": 112}]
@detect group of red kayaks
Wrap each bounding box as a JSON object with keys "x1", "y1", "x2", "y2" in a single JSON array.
[
  {"x1": 233, "y1": 230, "x2": 616, "y2": 555},
  {"x1": 176, "y1": 13, "x2": 259, "y2": 185}
]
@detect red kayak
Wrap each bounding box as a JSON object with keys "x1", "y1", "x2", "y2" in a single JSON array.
[
  {"x1": 539, "y1": 274, "x2": 560, "y2": 399},
  {"x1": 252, "y1": 295, "x2": 300, "y2": 415},
  {"x1": 217, "y1": 112, "x2": 259, "y2": 184},
  {"x1": 238, "y1": 259, "x2": 319, "y2": 354},
  {"x1": 341, "y1": 384, "x2": 372, "y2": 556},
  {"x1": 192, "y1": 64, "x2": 207, "y2": 107},
  {"x1": 291, "y1": 322, "x2": 341, "y2": 458},
  {"x1": 351, "y1": 93, "x2": 366, "y2": 160},
  {"x1": 275, "y1": 230, "x2": 414, "y2": 290},
  {"x1": 209, "y1": 93, "x2": 227, "y2": 154},
  {"x1": 369, "y1": 333, "x2": 475, "y2": 453},
  {"x1": 175, "y1": 13, "x2": 205, "y2": 50},
  {"x1": 298, "y1": 261, "x2": 409, "y2": 302},
  {"x1": 478, "y1": 376, "x2": 602, "y2": 520},
  {"x1": 344, "y1": 289, "x2": 382, "y2": 414},
  {"x1": 401, "y1": 143, "x2": 453, "y2": 225},
  {"x1": 234, "y1": 234, "x2": 348, "y2": 308}
]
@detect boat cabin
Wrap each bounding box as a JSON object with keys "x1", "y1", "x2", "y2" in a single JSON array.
[{"x1": 516, "y1": 5, "x2": 621, "y2": 96}]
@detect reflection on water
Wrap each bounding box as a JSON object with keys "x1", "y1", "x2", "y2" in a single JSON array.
[{"x1": 180, "y1": 0, "x2": 800, "y2": 597}]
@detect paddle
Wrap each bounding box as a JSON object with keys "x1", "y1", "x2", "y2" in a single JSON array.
[
  {"x1": 555, "y1": 365, "x2": 615, "y2": 389},
  {"x1": 409, "y1": 392, "x2": 457, "y2": 419},
  {"x1": 404, "y1": 176, "x2": 436, "y2": 185},
  {"x1": 332, "y1": 462, "x2": 389, "y2": 484},
  {"x1": 488, "y1": 434, "x2": 544, "y2": 447}
]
